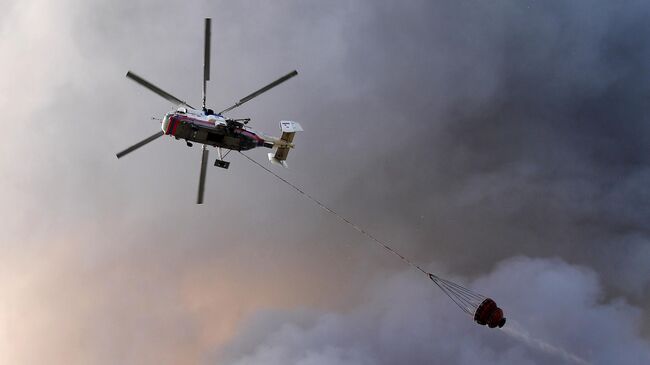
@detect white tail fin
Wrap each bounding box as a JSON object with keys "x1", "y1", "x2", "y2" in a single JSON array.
[{"x1": 268, "y1": 121, "x2": 303, "y2": 167}]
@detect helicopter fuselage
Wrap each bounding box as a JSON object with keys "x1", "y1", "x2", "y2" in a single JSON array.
[{"x1": 161, "y1": 109, "x2": 273, "y2": 151}]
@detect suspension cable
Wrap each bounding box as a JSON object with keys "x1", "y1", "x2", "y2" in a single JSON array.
[
  {"x1": 240, "y1": 152, "x2": 430, "y2": 274},
  {"x1": 239, "y1": 152, "x2": 488, "y2": 316}
]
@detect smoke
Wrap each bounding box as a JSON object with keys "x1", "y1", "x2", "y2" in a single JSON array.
[
  {"x1": 313, "y1": 0, "x2": 650, "y2": 315},
  {"x1": 217, "y1": 257, "x2": 650, "y2": 365},
  {"x1": 1, "y1": 0, "x2": 649, "y2": 363}
]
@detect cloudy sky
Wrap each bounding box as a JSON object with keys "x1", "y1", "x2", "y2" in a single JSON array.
[{"x1": 1, "y1": 1, "x2": 649, "y2": 364}]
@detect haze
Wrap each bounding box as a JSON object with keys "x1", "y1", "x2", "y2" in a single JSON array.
[{"x1": 0, "y1": 1, "x2": 649, "y2": 364}]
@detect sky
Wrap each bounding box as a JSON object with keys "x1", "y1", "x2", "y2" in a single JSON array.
[{"x1": 0, "y1": 0, "x2": 649, "y2": 364}]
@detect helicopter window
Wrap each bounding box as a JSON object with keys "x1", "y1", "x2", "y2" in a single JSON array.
[{"x1": 207, "y1": 132, "x2": 224, "y2": 143}]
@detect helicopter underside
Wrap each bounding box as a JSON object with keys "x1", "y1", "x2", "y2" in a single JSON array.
[{"x1": 165, "y1": 116, "x2": 269, "y2": 151}]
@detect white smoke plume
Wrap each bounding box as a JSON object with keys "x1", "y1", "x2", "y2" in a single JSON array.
[{"x1": 217, "y1": 257, "x2": 650, "y2": 365}]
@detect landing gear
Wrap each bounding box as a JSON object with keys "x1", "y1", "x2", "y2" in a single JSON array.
[{"x1": 214, "y1": 147, "x2": 230, "y2": 169}]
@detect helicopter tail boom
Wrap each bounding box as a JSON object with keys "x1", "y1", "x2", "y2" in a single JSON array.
[{"x1": 268, "y1": 121, "x2": 303, "y2": 168}]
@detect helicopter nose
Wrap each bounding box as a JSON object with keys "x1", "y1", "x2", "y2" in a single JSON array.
[{"x1": 161, "y1": 114, "x2": 171, "y2": 134}]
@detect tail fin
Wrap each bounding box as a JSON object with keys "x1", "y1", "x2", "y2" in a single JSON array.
[{"x1": 268, "y1": 120, "x2": 303, "y2": 168}]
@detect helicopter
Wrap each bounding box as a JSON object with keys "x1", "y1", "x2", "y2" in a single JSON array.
[{"x1": 116, "y1": 18, "x2": 303, "y2": 204}]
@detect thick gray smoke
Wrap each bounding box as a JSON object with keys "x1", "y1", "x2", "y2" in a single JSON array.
[
  {"x1": 311, "y1": 0, "x2": 650, "y2": 313},
  {"x1": 1, "y1": 0, "x2": 649, "y2": 364},
  {"x1": 218, "y1": 257, "x2": 650, "y2": 365}
]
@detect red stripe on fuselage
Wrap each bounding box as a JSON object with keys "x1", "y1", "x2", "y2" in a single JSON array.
[
  {"x1": 240, "y1": 129, "x2": 264, "y2": 145},
  {"x1": 165, "y1": 116, "x2": 176, "y2": 135},
  {"x1": 171, "y1": 118, "x2": 179, "y2": 135}
]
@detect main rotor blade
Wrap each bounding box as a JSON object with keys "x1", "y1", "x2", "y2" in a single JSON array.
[
  {"x1": 116, "y1": 131, "x2": 164, "y2": 159},
  {"x1": 197, "y1": 145, "x2": 209, "y2": 204},
  {"x1": 218, "y1": 70, "x2": 298, "y2": 114},
  {"x1": 126, "y1": 71, "x2": 195, "y2": 109},
  {"x1": 202, "y1": 18, "x2": 211, "y2": 110}
]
